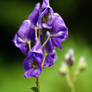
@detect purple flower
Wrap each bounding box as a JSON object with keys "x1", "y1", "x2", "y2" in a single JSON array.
[
  {"x1": 28, "y1": 3, "x2": 40, "y2": 25},
  {"x1": 24, "y1": 38, "x2": 43, "y2": 78},
  {"x1": 38, "y1": 0, "x2": 54, "y2": 29},
  {"x1": 44, "y1": 49, "x2": 57, "y2": 67},
  {"x1": 44, "y1": 13, "x2": 68, "y2": 50},
  {"x1": 13, "y1": 3, "x2": 40, "y2": 54}
]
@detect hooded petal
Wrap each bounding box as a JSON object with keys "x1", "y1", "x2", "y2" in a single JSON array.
[
  {"x1": 28, "y1": 3, "x2": 40, "y2": 25},
  {"x1": 44, "y1": 50, "x2": 57, "y2": 67},
  {"x1": 42, "y1": 0, "x2": 50, "y2": 10},
  {"x1": 52, "y1": 30, "x2": 68, "y2": 42},
  {"x1": 38, "y1": 0, "x2": 54, "y2": 29},
  {"x1": 13, "y1": 35, "x2": 29, "y2": 55},
  {"x1": 13, "y1": 20, "x2": 35, "y2": 54},
  {"x1": 49, "y1": 13, "x2": 68, "y2": 49},
  {"x1": 51, "y1": 13, "x2": 68, "y2": 33},
  {"x1": 17, "y1": 20, "x2": 33, "y2": 40}
]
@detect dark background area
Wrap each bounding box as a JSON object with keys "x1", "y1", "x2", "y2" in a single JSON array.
[{"x1": 0, "y1": 0, "x2": 92, "y2": 92}]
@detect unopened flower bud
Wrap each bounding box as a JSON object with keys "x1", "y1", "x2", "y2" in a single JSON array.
[
  {"x1": 78, "y1": 56, "x2": 86, "y2": 71},
  {"x1": 65, "y1": 49, "x2": 74, "y2": 66},
  {"x1": 59, "y1": 62, "x2": 68, "y2": 76}
]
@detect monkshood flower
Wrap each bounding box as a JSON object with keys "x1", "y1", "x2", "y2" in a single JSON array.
[
  {"x1": 50, "y1": 13, "x2": 68, "y2": 49},
  {"x1": 13, "y1": 3, "x2": 40, "y2": 54},
  {"x1": 65, "y1": 49, "x2": 74, "y2": 66},
  {"x1": 13, "y1": 0, "x2": 69, "y2": 91},
  {"x1": 24, "y1": 38, "x2": 43, "y2": 78},
  {"x1": 42, "y1": 21, "x2": 68, "y2": 50},
  {"x1": 43, "y1": 49, "x2": 57, "y2": 67},
  {"x1": 38, "y1": 0, "x2": 54, "y2": 29}
]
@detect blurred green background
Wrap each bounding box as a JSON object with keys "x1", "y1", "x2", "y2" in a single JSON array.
[{"x1": 0, "y1": 0, "x2": 92, "y2": 92}]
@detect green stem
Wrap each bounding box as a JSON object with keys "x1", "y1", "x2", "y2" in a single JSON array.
[
  {"x1": 42, "y1": 52, "x2": 48, "y2": 67},
  {"x1": 42, "y1": 35, "x2": 52, "y2": 48},
  {"x1": 72, "y1": 68, "x2": 79, "y2": 83},
  {"x1": 36, "y1": 53, "x2": 48, "y2": 92},
  {"x1": 36, "y1": 77, "x2": 40, "y2": 92},
  {"x1": 39, "y1": 29, "x2": 42, "y2": 38},
  {"x1": 71, "y1": 86, "x2": 75, "y2": 92},
  {"x1": 66, "y1": 74, "x2": 75, "y2": 92},
  {"x1": 34, "y1": 27, "x2": 38, "y2": 41},
  {"x1": 26, "y1": 40, "x2": 31, "y2": 50}
]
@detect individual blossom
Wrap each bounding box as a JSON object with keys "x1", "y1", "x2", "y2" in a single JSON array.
[
  {"x1": 50, "y1": 13, "x2": 68, "y2": 49},
  {"x1": 41, "y1": 13, "x2": 68, "y2": 49},
  {"x1": 42, "y1": 19, "x2": 68, "y2": 50},
  {"x1": 65, "y1": 49, "x2": 74, "y2": 66},
  {"x1": 13, "y1": 3, "x2": 40, "y2": 54},
  {"x1": 44, "y1": 50, "x2": 57, "y2": 67},
  {"x1": 43, "y1": 49, "x2": 57, "y2": 67},
  {"x1": 24, "y1": 38, "x2": 43, "y2": 78},
  {"x1": 78, "y1": 56, "x2": 86, "y2": 71},
  {"x1": 38, "y1": 0, "x2": 54, "y2": 29}
]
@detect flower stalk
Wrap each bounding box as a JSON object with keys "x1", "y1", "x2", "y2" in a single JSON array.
[
  {"x1": 42, "y1": 52, "x2": 48, "y2": 67},
  {"x1": 26, "y1": 40, "x2": 31, "y2": 50},
  {"x1": 72, "y1": 68, "x2": 79, "y2": 83},
  {"x1": 42, "y1": 34, "x2": 52, "y2": 48},
  {"x1": 34, "y1": 27, "x2": 38, "y2": 41},
  {"x1": 39, "y1": 29, "x2": 42, "y2": 38},
  {"x1": 36, "y1": 77, "x2": 40, "y2": 92},
  {"x1": 66, "y1": 74, "x2": 75, "y2": 92}
]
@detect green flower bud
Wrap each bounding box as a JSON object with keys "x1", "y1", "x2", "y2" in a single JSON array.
[
  {"x1": 65, "y1": 49, "x2": 74, "y2": 66},
  {"x1": 78, "y1": 56, "x2": 86, "y2": 71},
  {"x1": 59, "y1": 62, "x2": 68, "y2": 76}
]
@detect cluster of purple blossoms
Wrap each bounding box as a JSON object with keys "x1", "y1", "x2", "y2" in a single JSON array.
[{"x1": 13, "y1": 0, "x2": 68, "y2": 78}]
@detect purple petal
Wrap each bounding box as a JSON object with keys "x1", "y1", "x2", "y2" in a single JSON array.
[
  {"x1": 24, "y1": 55, "x2": 42, "y2": 78},
  {"x1": 44, "y1": 31, "x2": 54, "y2": 53},
  {"x1": 28, "y1": 3, "x2": 40, "y2": 25},
  {"x1": 13, "y1": 34, "x2": 29, "y2": 55},
  {"x1": 13, "y1": 20, "x2": 35, "y2": 54},
  {"x1": 42, "y1": 0, "x2": 50, "y2": 10},
  {"x1": 24, "y1": 68, "x2": 42, "y2": 78},
  {"x1": 51, "y1": 38, "x2": 62, "y2": 49},
  {"x1": 31, "y1": 38, "x2": 43, "y2": 55},
  {"x1": 52, "y1": 30, "x2": 68, "y2": 42},
  {"x1": 38, "y1": 6, "x2": 54, "y2": 29},
  {"x1": 44, "y1": 50, "x2": 57, "y2": 67},
  {"x1": 51, "y1": 13, "x2": 67, "y2": 33},
  {"x1": 17, "y1": 19, "x2": 35, "y2": 41}
]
